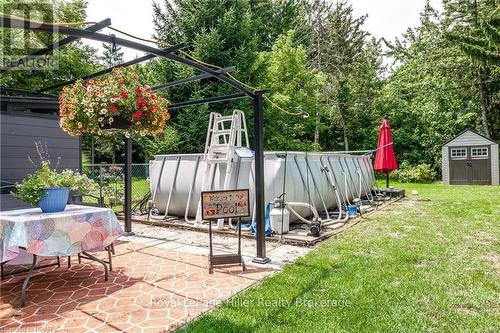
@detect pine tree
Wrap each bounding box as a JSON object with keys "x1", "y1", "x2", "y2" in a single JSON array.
[
  {"x1": 312, "y1": 0, "x2": 373, "y2": 151},
  {"x1": 444, "y1": 0, "x2": 500, "y2": 138},
  {"x1": 304, "y1": 0, "x2": 333, "y2": 146},
  {"x1": 99, "y1": 42, "x2": 124, "y2": 67},
  {"x1": 149, "y1": 0, "x2": 307, "y2": 153}
]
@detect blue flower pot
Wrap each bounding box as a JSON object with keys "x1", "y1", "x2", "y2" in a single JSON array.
[{"x1": 39, "y1": 187, "x2": 69, "y2": 213}]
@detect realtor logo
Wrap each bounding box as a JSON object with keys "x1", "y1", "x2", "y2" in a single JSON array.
[{"x1": 1, "y1": 1, "x2": 59, "y2": 70}]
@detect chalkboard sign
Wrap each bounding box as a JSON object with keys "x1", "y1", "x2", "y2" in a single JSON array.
[{"x1": 201, "y1": 189, "x2": 250, "y2": 220}]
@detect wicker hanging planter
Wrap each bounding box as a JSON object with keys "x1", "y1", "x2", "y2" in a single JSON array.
[{"x1": 59, "y1": 67, "x2": 170, "y2": 137}]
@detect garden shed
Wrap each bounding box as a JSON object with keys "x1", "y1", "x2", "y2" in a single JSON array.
[
  {"x1": 0, "y1": 95, "x2": 81, "y2": 210},
  {"x1": 442, "y1": 129, "x2": 499, "y2": 185}
]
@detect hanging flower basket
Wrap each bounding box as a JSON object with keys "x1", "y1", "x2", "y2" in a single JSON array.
[{"x1": 59, "y1": 67, "x2": 170, "y2": 136}]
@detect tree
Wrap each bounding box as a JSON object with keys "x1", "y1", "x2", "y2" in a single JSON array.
[
  {"x1": 312, "y1": 1, "x2": 376, "y2": 151},
  {"x1": 303, "y1": 0, "x2": 333, "y2": 145},
  {"x1": 249, "y1": 0, "x2": 309, "y2": 51},
  {"x1": 0, "y1": 0, "x2": 100, "y2": 91},
  {"x1": 99, "y1": 42, "x2": 124, "y2": 67},
  {"x1": 443, "y1": 0, "x2": 500, "y2": 138},
  {"x1": 377, "y1": 1, "x2": 490, "y2": 169},
  {"x1": 255, "y1": 30, "x2": 326, "y2": 150},
  {"x1": 81, "y1": 133, "x2": 123, "y2": 164},
  {"x1": 148, "y1": 0, "x2": 307, "y2": 154}
]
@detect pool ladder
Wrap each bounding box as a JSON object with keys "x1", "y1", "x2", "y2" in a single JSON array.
[{"x1": 195, "y1": 110, "x2": 249, "y2": 228}]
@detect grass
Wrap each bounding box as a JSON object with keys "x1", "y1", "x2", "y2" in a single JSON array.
[
  {"x1": 179, "y1": 182, "x2": 500, "y2": 333},
  {"x1": 83, "y1": 178, "x2": 150, "y2": 212}
]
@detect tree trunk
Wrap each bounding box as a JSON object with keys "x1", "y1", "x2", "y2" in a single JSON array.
[
  {"x1": 339, "y1": 108, "x2": 349, "y2": 151},
  {"x1": 476, "y1": 66, "x2": 492, "y2": 138},
  {"x1": 342, "y1": 127, "x2": 349, "y2": 151},
  {"x1": 314, "y1": 15, "x2": 322, "y2": 146},
  {"x1": 314, "y1": 112, "x2": 321, "y2": 145},
  {"x1": 471, "y1": 0, "x2": 492, "y2": 138}
]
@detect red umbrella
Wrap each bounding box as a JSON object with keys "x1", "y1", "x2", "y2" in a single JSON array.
[{"x1": 374, "y1": 115, "x2": 397, "y2": 188}]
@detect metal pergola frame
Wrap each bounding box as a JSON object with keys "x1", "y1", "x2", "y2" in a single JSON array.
[{"x1": 0, "y1": 16, "x2": 270, "y2": 263}]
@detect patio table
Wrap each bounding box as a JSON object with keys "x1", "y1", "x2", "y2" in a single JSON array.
[{"x1": 0, "y1": 204, "x2": 123, "y2": 306}]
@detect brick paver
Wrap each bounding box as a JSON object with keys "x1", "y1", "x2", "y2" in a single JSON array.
[{"x1": 0, "y1": 239, "x2": 274, "y2": 332}]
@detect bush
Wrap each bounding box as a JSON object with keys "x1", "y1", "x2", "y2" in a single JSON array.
[{"x1": 392, "y1": 161, "x2": 437, "y2": 183}]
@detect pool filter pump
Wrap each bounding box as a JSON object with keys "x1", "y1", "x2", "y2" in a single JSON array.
[
  {"x1": 309, "y1": 217, "x2": 321, "y2": 237},
  {"x1": 269, "y1": 194, "x2": 290, "y2": 234}
]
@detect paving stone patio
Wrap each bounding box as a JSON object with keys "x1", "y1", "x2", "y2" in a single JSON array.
[{"x1": 0, "y1": 236, "x2": 276, "y2": 332}]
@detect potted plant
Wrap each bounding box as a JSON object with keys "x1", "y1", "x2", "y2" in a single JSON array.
[
  {"x1": 59, "y1": 67, "x2": 170, "y2": 137},
  {"x1": 13, "y1": 160, "x2": 96, "y2": 213}
]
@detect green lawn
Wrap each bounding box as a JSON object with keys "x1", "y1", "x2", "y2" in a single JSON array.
[
  {"x1": 179, "y1": 183, "x2": 500, "y2": 333},
  {"x1": 83, "y1": 178, "x2": 150, "y2": 212}
]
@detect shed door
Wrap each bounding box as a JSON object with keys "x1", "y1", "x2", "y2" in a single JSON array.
[
  {"x1": 470, "y1": 146, "x2": 491, "y2": 184},
  {"x1": 449, "y1": 147, "x2": 469, "y2": 184},
  {"x1": 449, "y1": 146, "x2": 491, "y2": 185}
]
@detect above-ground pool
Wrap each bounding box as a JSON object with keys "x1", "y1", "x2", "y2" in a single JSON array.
[{"x1": 149, "y1": 151, "x2": 375, "y2": 223}]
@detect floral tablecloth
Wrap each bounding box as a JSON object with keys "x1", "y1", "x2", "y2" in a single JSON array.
[{"x1": 0, "y1": 205, "x2": 123, "y2": 263}]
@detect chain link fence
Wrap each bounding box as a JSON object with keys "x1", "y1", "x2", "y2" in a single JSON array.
[{"x1": 82, "y1": 163, "x2": 150, "y2": 211}]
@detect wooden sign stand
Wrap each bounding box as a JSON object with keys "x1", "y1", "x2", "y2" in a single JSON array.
[{"x1": 202, "y1": 189, "x2": 249, "y2": 274}]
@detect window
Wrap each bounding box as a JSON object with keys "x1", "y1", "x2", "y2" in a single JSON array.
[
  {"x1": 471, "y1": 147, "x2": 488, "y2": 158},
  {"x1": 450, "y1": 148, "x2": 467, "y2": 159}
]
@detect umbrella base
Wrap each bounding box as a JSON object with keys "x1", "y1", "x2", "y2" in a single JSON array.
[{"x1": 375, "y1": 188, "x2": 405, "y2": 198}]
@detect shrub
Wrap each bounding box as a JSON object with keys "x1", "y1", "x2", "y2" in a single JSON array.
[{"x1": 392, "y1": 161, "x2": 437, "y2": 183}]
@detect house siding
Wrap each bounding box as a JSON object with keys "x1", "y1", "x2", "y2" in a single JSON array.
[{"x1": 0, "y1": 111, "x2": 81, "y2": 211}]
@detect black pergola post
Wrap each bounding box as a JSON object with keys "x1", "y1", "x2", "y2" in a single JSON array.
[
  {"x1": 124, "y1": 136, "x2": 133, "y2": 235},
  {"x1": 252, "y1": 91, "x2": 270, "y2": 264}
]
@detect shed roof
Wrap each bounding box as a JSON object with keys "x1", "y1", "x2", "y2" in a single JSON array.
[
  {"x1": 1, "y1": 95, "x2": 59, "y2": 116},
  {"x1": 442, "y1": 129, "x2": 497, "y2": 147}
]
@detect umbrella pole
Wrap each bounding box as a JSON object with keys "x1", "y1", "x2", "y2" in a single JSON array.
[{"x1": 386, "y1": 172, "x2": 389, "y2": 189}]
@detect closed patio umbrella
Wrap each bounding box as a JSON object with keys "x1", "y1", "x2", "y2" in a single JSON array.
[{"x1": 374, "y1": 115, "x2": 397, "y2": 188}]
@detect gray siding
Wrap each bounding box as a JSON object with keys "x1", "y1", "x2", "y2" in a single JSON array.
[
  {"x1": 0, "y1": 111, "x2": 81, "y2": 210},
  {"x1": 492, "y1": 143, "x2": 499, "y2": 186},
  {"x1": 0, "y1": 194, "x2": 27, "y2": 211},
  {"x1": 442, "y1": 146, "x2": 450, "y2": 185},
  {"x1": 443, "y1": 130, "x2": 494, "y2": 147}
]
